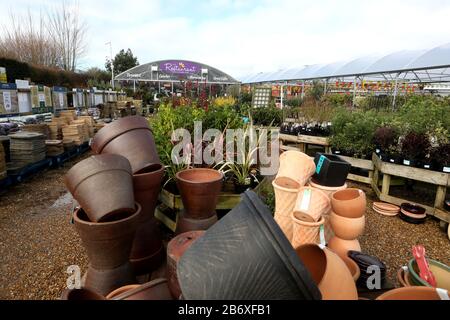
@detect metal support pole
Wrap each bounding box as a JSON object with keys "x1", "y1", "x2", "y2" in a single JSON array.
[
  {"x1": 392, "y1": 76, "x2": 399, "y2": 111},
  {"x1": 301, "y1": 81, "x2": 305, "y2": 99},
  {"x1": 133, "y1": 80, "x2": 136, "y2": 93},
  {"x1": 324, "y1": 80, "x2": 327, "y2": 95},
  {"x1": 352, "y1": 77, "x2": 357, "y2": 108},
  {"x1": 171, "y1": 82, "x2": 174, "y2": 95},
  {"x1": 280, "y1": 83, "x2": 285, "y2": 109}
]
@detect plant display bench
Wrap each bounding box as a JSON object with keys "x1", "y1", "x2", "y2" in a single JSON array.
[
  {"x1": 279, "y1": 133, "x2": 331, "y2": 153},
  {"x1": 371, "y1": 153, "x2": 450, "y2": 225},
  {"x1": 155, "y1": 178, "x2": 267, "y2": 232},
  {"x1": 338, "y1": 155, "x2": 374, "y2": 185}
]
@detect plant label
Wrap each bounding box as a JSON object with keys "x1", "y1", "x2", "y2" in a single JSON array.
[
  {"x1": 403, "y1": 160, "x2": 410, "y2": 166},
  {"x1": 300, "y1": 189, "x2": 312, "y2": 211}
]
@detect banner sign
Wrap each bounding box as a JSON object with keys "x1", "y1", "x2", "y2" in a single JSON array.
[{"x1": 159, "y1": 61, "x2": 200, "y2": 75}]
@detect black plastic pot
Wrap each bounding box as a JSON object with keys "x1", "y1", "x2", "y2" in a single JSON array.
[
  {"x1": 177, "y1": 191, "x2": 321, "y2": 300},
  {"x1": 399, "y1": 211, "x2": 427, "y2": 224},
  {"x1": 387, "y1": 153, "x2": 402, "y2": 165},
  {"x1": 312, "y1": 153, "x2": 351, "y2": 187}
]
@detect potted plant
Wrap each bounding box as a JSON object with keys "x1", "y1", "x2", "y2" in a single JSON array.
[
  {"x1": 430, "y1": 143, "x2": 450, "y2": 173},
  {"x1": 373, "y1": 126, "x2": 399, "y2": 162},
  {"x1": 400, "y1": 131, "x2": 431, "y2": 167}
]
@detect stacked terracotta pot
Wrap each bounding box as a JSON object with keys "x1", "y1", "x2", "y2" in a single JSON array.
[
  {"x1": 65, "y1": 154, "x2": 140, "y2": 296},
  {"x1": 327, "y1": 188, "x2": 366, "y2": 261},
  {"x1": 273, "y1": 151, "x2": 332, "y2": 248},
  {"x1": 90, "y1": 115, "x2": 164, "y2": 275}
]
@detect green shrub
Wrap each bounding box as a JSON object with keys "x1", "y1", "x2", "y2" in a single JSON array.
[{"x1": 251, "y1": 105, "x2": 282, "y2": 127}]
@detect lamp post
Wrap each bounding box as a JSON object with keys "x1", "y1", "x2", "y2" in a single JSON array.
[{"x1": 106, "y1": 42, "x2": 114, "y2": 89}]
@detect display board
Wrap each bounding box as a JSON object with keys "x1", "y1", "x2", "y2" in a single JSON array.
[
  {"x1": 30, "y1": 85, "x2": 53, "y2": 113},
  {"x1": 0, "y1": 67, "x2": 7, "y2": 83},
  {"x1": 16, "y1": 80, "x2": 32, "y2": 113},
  {"x1": 252, "y1": 87, "x2": 272, "y2": 108},
  {"x1": 0, "y1": 83, "x2": 19, "y2": 114},
  {"x1": 52, "y1": 86, "x2": 68, "y2": 110}
]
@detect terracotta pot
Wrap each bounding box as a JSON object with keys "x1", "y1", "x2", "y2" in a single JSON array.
[
  {"x1": 308, "y1": 179, "x2": 347, "y2": 199},
  {"x1": 294, "y1": 187, "x2": 331, "y2": 222},
  {"x1": 296, "y1": 244, "x2": 358, "y2": 300},
  {"x1": 341, "y1": 255, "x2": 361, "y2": 282},
  {"x1": 177, "y1": 191, "x2": 322, "y2": 300},
  {"x1": 106, "y1": 279, "x2": 173, "y2": 300},
  {"x1": 176, "y1": 168, "x2": 223, "y2": 220},
  {"x1": 327, "y1": 237, "x2": 361, "y2": 261},
  {"x1": 61, "y1": 288, "x2": 106, "y2": 300},
  {"x1": 130, "y1": 163, "x2": 165, "y2": 275},
  {"x1": 167, "y1": 231, "x2": 205, "y2": 299},
  {"x1": 276, "y1": 151, "x2": 316, "y2": 186},
  {"x1": 397, "y1": 267, "x2": 411, "y2": 287},
  {"x1": 91, "y1": 115, "x2": 160, "y2": 173},
  {"x1": 272, "y1": 177, "x2": 301, "y2": 240},
  {"x1": 408, "y1": 259, "x2": 450, "y2": 291},
  {"x1": 376, "y1": 287, "x2": 449, "y2": 300},
  {"x1": 329, "y1": 211, "x2": 365, "y2": 240},
  {"x1": 74, "y1": 206, "x2": 140, "y2": 295},
  {"x1": 331, "y1": 188, "x2": 366, "y2": 219},
  {"x1": 291, "y1": 212, "x2": 325, "y2": 249},
  {"x1": 65, "y1": 154, "x2": 135, "y2": 222},
  {"x1": 176, "y1": 211, "x2": 218, "y2": 234}
]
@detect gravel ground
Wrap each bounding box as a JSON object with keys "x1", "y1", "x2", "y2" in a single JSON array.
[{"x1": 0, "y1": 156, "x2": 448, "y2": 300}]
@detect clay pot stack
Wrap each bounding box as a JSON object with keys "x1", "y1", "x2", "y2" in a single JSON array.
[
  {"x1": 328, "y1": 188, "x2": 366, "y2": 261},
  {"x1": 91, "y1": 115, "x2": 164, "y2": 275},
  {"x1": 65, "y1": 154, "x2": 139, "y2": 295},
  {"x1": 272, "y1": 151, "x2": 316, "y2": 241},
  {"x1": 400, "y1": 203, "x2": 427, "y2": 224},
  {"x1": 372, "y1": 202, "x2": 400, "y2": 216},
  {"x1": 175, "y1": 168, "x2": 223, "y2": 233}
]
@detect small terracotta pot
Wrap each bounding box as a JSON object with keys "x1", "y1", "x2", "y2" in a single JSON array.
[
  {"x1": 277, "y1": 151, "x2": 316, "y2": 186},
  {"x1": 167, "y1": 231, "x2": 205, "y2": 299},
  {"x1": 327, "y1": 237, "x2": 361, "y2": 261},
  {"x1": 176, "y1": 168, "x2": 223, "y2": 220},
  {"x1": 106, "y1": 279, "x2": 173, "y2": 300},
  {"x1": 130, "y1": 163, "x2": 165, "y2": 275},
  {"x1": 61, "y1": 288, "x2": 106, "y2": 300},
  {"x1": 91, "y1": 115, "x2": 160, "y2": 173},
  {"x1": 83, "y1": 263, "x2": 136, "y2": 296},
  {"x1": 296, "y1": 244, "x2": 358, "y2": 300},
  {"x1": 272, "y1": 177, "x2": 301, "y2": 240},
  {"x1": 294, "y1": 187, "x2": 331, "y2": 222},
  {"x1": 65, "y1": 154, "x2": 135, "y2": 222},
  {"x1": 331, "y1": 188, "x2": 366, "y2": 219},
  {"x1": 308, "y1": 179, "x2": 347, "y2": 199},
  {"x1": 376, "y1": 286, "x2": 449, "y2": 300},
  {"x1": 341, "y1": 255, "x2": 361, "y2": 282},
  {"x1": 291, "y1": 212, "x2": 325, "y2": 249},
  {"x1": 329, "y1": 211, "x2": 365, "y2": 240},
  {"x1": 397, "y1": 267, "x2": 411, "y2": 287}
]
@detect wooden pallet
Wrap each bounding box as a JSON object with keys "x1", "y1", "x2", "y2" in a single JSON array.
[
  {"x1": 371, "y1": 153, "x2": 449, "y2": 223},
  {"x1": 279, "y1": 133, "x2": 331, "y2": 154},
  {"x1": 338, "y1": 155, "x2": 374, "y2": 185}
]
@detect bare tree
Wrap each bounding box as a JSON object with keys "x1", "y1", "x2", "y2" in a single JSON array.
[
  {"x1": 47, "y1": 1, "x2": 87, "y2": 71},
  {"x1": 0, "y1": 1, "x2": 87, "y2": 71}
]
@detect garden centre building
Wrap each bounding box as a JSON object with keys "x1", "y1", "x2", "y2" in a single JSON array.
[{"x1": 114, "y1": 59, "x2": 240, "y2": 95}]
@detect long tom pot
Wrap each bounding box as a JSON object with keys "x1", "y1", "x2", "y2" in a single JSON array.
[
  {"x1": 106, "y1": 279, "x2": 173, "y2": 300},
  {"x1": 175, "y1": 211, "x2": 218, "y2": 234},
  {"x1": 176, "y1": 168, "x2": 223, "y2": 219},
  {"x1": 91, "y1": 115, "x2": 160, "y2": 173},
  {"x1": 83, "y1": 263, "x2": 136, "y2": 296},
  {"x1": 272, "y1": 177, "x2": 301, "y2": 241},
  {"x1": 65, "y1": 154, "x2": 135, "y2": 222},
  {"x1": 130, "y1": 163, "x2": 165, "y2": 274}
]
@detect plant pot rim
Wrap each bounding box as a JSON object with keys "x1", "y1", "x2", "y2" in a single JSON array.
[
  {"x1": 176, "y1": 168, "x2": 223, "y2": 184},
  {"x1": 292, "y1": 212, "x2": 325, "y2": 226},
  {"x1": 331, "y1": 188, "x2": 364, "y2": 202},
  {"x1": 309, "y1": 179, "x2": 347, "y2": 191},
  {"x1": 408, "y1": 258, "x2": 450, "y2": 287},
  {"x1": 342, "y1": 255, "x2": 360, "y2": 282},
  {"x1": 376, "y1": 286, "x2": 448, "y2": 300},
  {"x1": 400, "y1": 203, "x2": 426, "y2": 215},
  {"x1": 272, "y1": 177, "x2": 301, "y2": 193},
  {"x1": 61, "y1": 288, "x2": 106, "y2": 300},
  {"x1": 400, "y1": 208, "x2": 427, "y2": 219},
  {"x1": 330, "y1": 210, "x2": 365, "y2": 222},
  {"x1": 73, "y1": 203, "x2": 142, "y2": 226},
  {"x1": 106, "y1": 284, "x2": 140, "y2": 299},
  {"x1": 107, "y1": 278, "x2": 169, "y2": 300},
  {"x1": 133, "y1": 163, "x2": 164, "y2": 176},
  {"x1": 91, "y1": 115, "x2": 151, "y2": 154}
]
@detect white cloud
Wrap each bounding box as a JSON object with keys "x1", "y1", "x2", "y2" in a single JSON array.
[{"x1": 2, "y1": 0, "x2": 450, "y2": 78}]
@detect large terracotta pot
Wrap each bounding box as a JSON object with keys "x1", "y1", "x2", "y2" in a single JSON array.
[
  {"x1": 74, "y1": 206, "x2": 140, "y2": 295},
  {"x1": 308, "y1": 179, "x2": 347, "y2": 199},
  {"x1": 294, "y1": 187, "x2": 331, "y2": 222},
  {"x1": 177, "y1": 191, "x2": 322, "y2": 300},
  {"x1": 327, "y1": 237, "x2": 361, "y2": 261},
  {"x1": 130, "y1": 163, "x2": 165, "y2": 275},
  {"x1": 61, "y1": 288, "x2": 106, "y2": 300},
  {"x1": 105, "y1": 279, "x2": 173, "y2": 300},
  {"x1": 341, "y1": 255, "x2": 361, "y2": 282},
  {"x1": 331, "y1": 188, "x2": 366, "y2": 219},
  {"x1": 276, "y1": 151, "x2": 316, "y2": 187},
  {"x1": 167, "y1": 231, "x2": 205, "y2": 299},
  {"x1": 91, "y1": 115, "x2": 160, "y2": 173},
  {"x1": 329, "y1": 211, "x2": 365, "y2": 240},
  {"x1": 291, "y1": 212, "x2": 325, "y2": 249},
  {"x1": 175, "y1": 168, "x2": 223, "y2": 233},
  {"x1": 65, "y1": 154, "x2": 135, "y2": 222},
  {"x1": 296, "y1": 244, "x2": 358, "y2": 300},
  {"x1": 272, "y1": 177, "x2": 301, "y2": 241},
  {"x1": 376, "y1": 287, "x2": 449, "y2": 300}
]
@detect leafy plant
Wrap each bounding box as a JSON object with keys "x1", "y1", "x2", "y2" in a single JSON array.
[
  {"x1": 400, "y1": 131, "x2": 431, "y2": 161},
  {"x1": 373, "y1": 126, "x2": 399, "y2": 152},
  {"x1": 251, "y1": 105, "x2": 282, "y2": 127},
  {"x1": 430, "y1": 143, "x2": 450, "y2": 168}
]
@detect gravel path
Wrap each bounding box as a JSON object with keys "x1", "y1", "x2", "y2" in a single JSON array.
[{"x1": 0, "y1": 156, "x2": 448, "y2": 300}]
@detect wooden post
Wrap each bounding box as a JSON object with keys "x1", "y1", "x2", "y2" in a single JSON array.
[
  {"x1": 381, "y1": 173, "x2": 391, "y2": 195},
  {"x1": 434, "y1": 185, "x2": 447, "y2": 209}
]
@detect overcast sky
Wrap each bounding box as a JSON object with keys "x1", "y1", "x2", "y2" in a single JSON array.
[{"x1": 2, "y1": 0, "x2": 450, "y2": 79}]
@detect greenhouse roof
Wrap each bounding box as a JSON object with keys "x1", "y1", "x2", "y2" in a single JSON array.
[
  {"x1": 115, "y1": 59, "x2": 239, "y2": 84},
  {"x1": 239, "y1": 43, "x2": 450, "y2": 84}
]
